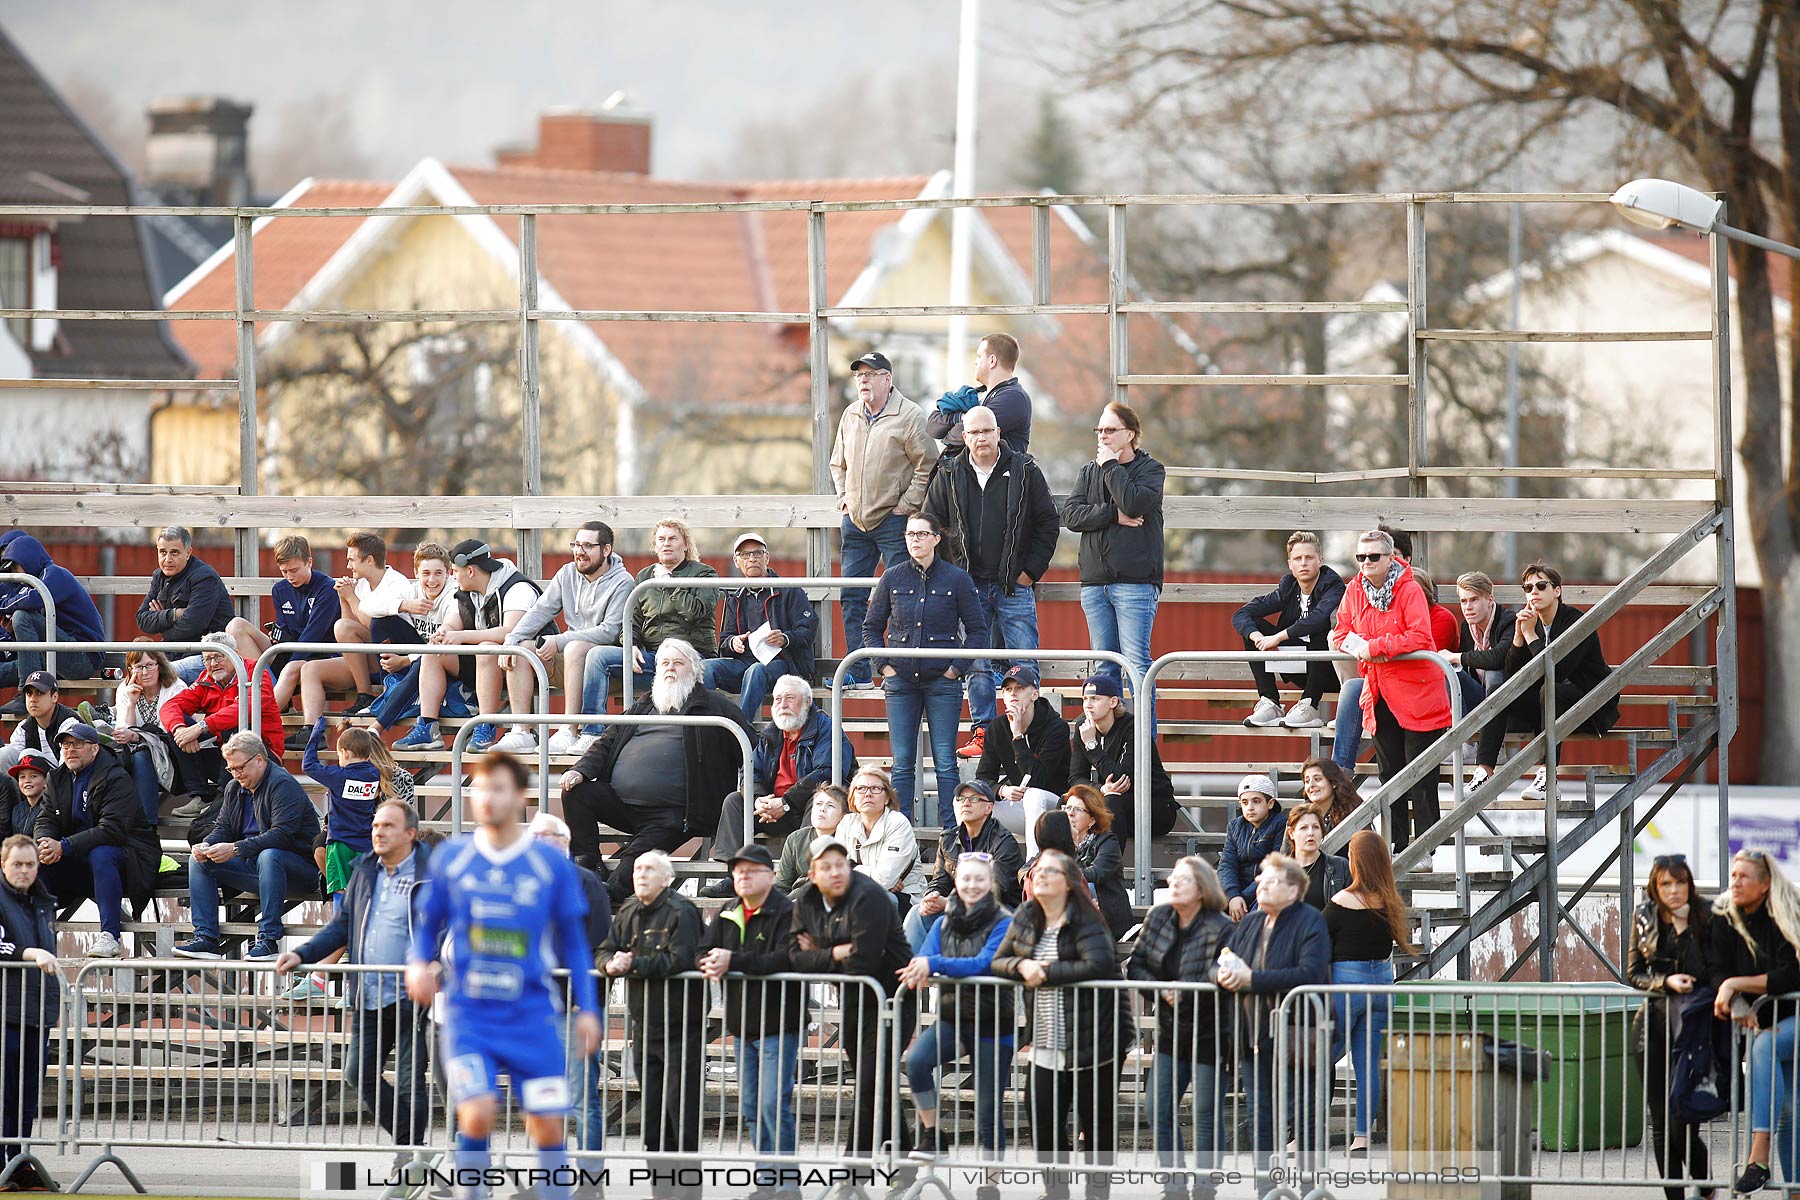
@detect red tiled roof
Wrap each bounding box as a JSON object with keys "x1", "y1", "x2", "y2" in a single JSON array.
[{"x1": 1637, "y1": 229, "x2": 1792, "y2": 297}]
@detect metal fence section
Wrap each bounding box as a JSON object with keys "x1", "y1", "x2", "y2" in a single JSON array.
[
  {"x1": 0, "y1": 958, "x2": 71, "y2": 1191},
  {"x1": 0, "y1": 573, "x2": 58, "y2": 677},
  {"x1": 0, "y1": 638, "x2": 247, "y2": 716}
]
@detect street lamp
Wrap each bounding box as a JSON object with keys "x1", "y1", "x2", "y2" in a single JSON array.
[{"x1": 1611, "y1": 177, "x2": 1800, "y2": 261}]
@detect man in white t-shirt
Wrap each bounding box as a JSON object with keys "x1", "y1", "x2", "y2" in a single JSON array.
[
  {"x1": 394, "y1": 540, "x2": 540, "y2": 753},
  {"x1": 296, "y1": 532, "x2": 415, "y2": 724},
  {"x1": 364, "y1": 544, "x2": 464, "y2": 734}
]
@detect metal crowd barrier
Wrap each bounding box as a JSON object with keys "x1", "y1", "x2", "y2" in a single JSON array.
[
  {"x1": 0, "y1": 572, "x2": 58, "y2": 677},
  {"x1": 0, "y1": 637, "x2": 246, "y2": 717},
  {"x1": 0, "y1": 958, "x2": 71, "y2": 1191}
]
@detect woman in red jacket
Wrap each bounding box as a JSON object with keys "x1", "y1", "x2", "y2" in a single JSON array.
[{"x1": 1329, "y1": 531, "x2": 1450, "y2": 851}]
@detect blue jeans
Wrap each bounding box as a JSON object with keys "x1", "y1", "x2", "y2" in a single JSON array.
[
  {"x1": 186, "y1": 847, "x2": 319, "y2": 942},
  {"x1": 1329, "y1": 959, "x2": 1395, "y2": 1137},
  {"x1": 1332, "y1": 677, "x2": 1365, "y2": 770},
  {"x1": 966, "y1": 580, "x2": 1041, "y2": 727},
  {"x1": 562, "y1": 1022, "x2": 606, "y2": 1156},
  {"x1": 126, "y1": 746, "x2": 160, "y2": 826},
  {"x1": 0, "y1": 607, "x2": 102, "y2": 687},
  {"x1": 39, "y1": 845, "x2": 128, "y2": 938},
  {"x1": 576, "y1": 645, "x2": 629, "y2": 733},
  {"x1": 703, "y1": 656, "x2": 792, "y2": 723},
  {"x1": 369, "y1": 663, "x2": 473, "y2": 729},
  {"x1": 839, "y1": 513, "x2": 908, "y2": 684},
  {"x1": 1151, "y1": 1053, "x2": 1219, "y2": 1195},
  {"x1": 1751, "y1": 1016, "x2": 1800, "y2": 1178},
  {"x1": 173, "y1": 654, "x2": 207, "y2": 685},
  {"x1": 885, "y1": 673, "x2": 962, "y2": 821},
  {"x1": 1079, "y1": 582, "x2": 1158, "y2": 687},
  {"x1": 739, "y1": 1032, "x2": 801, "y2": 1170},
  {"x1": 904, "y1": 1023, "x2": 1011, "y2": 1153}
]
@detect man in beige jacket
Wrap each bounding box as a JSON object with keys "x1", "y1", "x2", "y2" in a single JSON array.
[{"x1": 829, "y1": 351, "x2": 936, "y2": 686}]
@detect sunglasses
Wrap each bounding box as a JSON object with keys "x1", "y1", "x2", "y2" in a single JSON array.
[
  {"x1": 1524, "y1": 580, "x2": 1556, "y2": 592},
  {"x1": 1354, "y1": 552, "x2": 1388, "y2": 563},
  {"x1": 961, "y1": 851, "x2": 994, "y2": 863},
  {"x1": 1652, "y1": 854, "x2": 1688, "y2": 869}
]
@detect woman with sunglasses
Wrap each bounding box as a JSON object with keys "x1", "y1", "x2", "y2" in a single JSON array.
[
  {"x1": 1711, "y1": 848, "x2": 1800, "y2": 1194},
  {"x1": 993, "y1": 848, "x2": 1129, "y2": 1200},
  {"x1": 1627, "y1": 852, "x2": 1715, "y2": 1200},
  {"x1": 1062, "y1": 784, "x2": 1133, "y2": 939}
]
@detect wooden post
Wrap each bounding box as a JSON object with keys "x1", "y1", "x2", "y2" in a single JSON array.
[
  {"x1": 232, "y1": 214, "x2": 258, "y2": 619},
  {"x1": 1108, "y1": 204, "x2": 1127, "y2": 405},
  {"x1": 808, "y1": 206, "x2": 834, "y2": 658}
]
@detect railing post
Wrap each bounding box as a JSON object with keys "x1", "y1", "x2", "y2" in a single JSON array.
[
  {"x1": 1406, "y1": 197, "x2": 1428, "y2": 505},
  {"x1": 232, "y1": 212, "x2": 260, "y2": 623},
  {"x1": 1540, "y1": 648, "x2": 1560, "y2": 981},
  {"x1": 806, "y1": 205, "x2": 834, "y2": 661},
  {"x1": 518, "y1": 213, "x2": 543, "y2": 580},
  {"x1": 0, "y1": 573, "x2": 56, "y2": 677},
  {"x1": 1709, "y1": 222, "x2": 1737, "y2": 888}
]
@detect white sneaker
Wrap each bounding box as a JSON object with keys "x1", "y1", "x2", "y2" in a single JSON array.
[
  {"x1": 1244, "y1": 697, "x2": 1284, "y2": 728},
  {"x1": 1468, "y1": 765, "x2": 1492, "y2": 790},
  {"x1": 1282, "y1": 699, "x2": 1325, "y2": 728},
  {"x1": 546, "y1": 728, "x2": 578, "y2": 756},
  {"x1": 89, "y1": 932, "x2": 123, "y2": 959},
  {"x1": 490, "y1": 728, "x2": 539, "y2": 754},
  {"x1": 1521, "y1": 765, "x2": 1550, "y2": 802},
  {"x1": 569, "y1": 733, "x2": 599, "y2": 756}
]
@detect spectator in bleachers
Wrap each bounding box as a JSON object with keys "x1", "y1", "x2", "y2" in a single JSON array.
[
  {"x1": 1020, "y1": 810, "x2": 1080, "y2": 904},
  {"x1": 503, "y1": 521, "x2": 634, "y2": 756},
  {"x1": 136, "y1": 526, "x2": 236, "y2": 684},
  {"x1": 1299, "y1": 757, "x2": 1361, "y2": 837},
  {"x1": 921, "y1": 404, "x2": 1056, "y2": 762},
  {"x1": 703, "y1": 675, "x2": 855, "y2": 898},
  {"x1": 773, "y1": 784, "x2": 847, "y2": 897},
  {"x1": 560, "y1": 638, "x2": 753, "y2": 903},
  {"x1": 992, "y1": 847, "x2": 1129, "y2": 1200},
  {"x1": 1128, "y1": 856, "x2": 1233, "y2": 1200},
  {"x1": 110, "y1": 643, "x2": 179, "y2": 826},
  {"x1": 899, "y1": 850, "x2": 1016, "y2": 1182},
  {"x1": 1469, "y1": 562, "x2": 1622, "y2": 803},
  {"x1": 838, "y1": 765, "x2": 924, "y2": 911},
  {"x1": 1330, "y1": 526, "x2": 1414, "y2": 773},
  {"x1": 394, "y1": 540, "x2": 540, "y2": 753},
  {"x1": 1062, "y1": 783, "x2": 1133, "y2": 939},
  {"x1": 1219, "y1": 774, "x2": 1285, "y2": 921},
  {"x1": 303, "y1": 720, "x2": 402, "y2": 906},
  {"x1": 1233, "y1": 531, "x2": 1345, "y2": 731},
  {"x1": 3, "y1": 750, "x2": 54, "y2": 845},
  {"x1": 1412, "y1": 571, "x2": 1461, "y2": 654},
  {"x1": 787, "y1": 833, "x2": 916, "y2": 1160},
  {"x1": 703, "y1": 532, "x2": 818, "y2": 724},
  {"x1": 0, "y1": 534, "x2": 106, "y2": 705},
  {"x1": 830, "y1": 350, "x2": 937, "y2": 689},
  {"x1": 1063, "y1": 401, "x2": 1165, "y2": 691},
  {"x1": 1446, "y1": 571, "x2": 1514, "y2": 785},
  {"x1": 365, "y1": 544, "x2": 463, "y2": 735},
  {"x1": 600, "y1": 850, "x2": 706, "y2": 1200},
  {"x1": 276, "y1": 802, "x2": 433, "y2": 1149},
  {"x1": 227, "y1": 535, "x2": 340, "y2": 716},
  {"x1": 628, "y1": 519, "x2": 720, "y2": 689},
  {"x1": 906, "y1": 778, "x2": 1025, "y2": 950},
  {"x1": 925, "y1": 331, "x2": 1033, "y2": 453},
  {"x1": 1329, "y1": 529, "x2": 1449, "y2": 851},
  {"x1": 174, "y1": 729, "x2": 321, "y2": 961},
  {"x1": 973, "y1": 665, "x2": 1068, "y2": 852},
  {"x1": 160, "y1": 632, "x2": 282, "y2": 818},
  {"x1": 295, "y1": 532, "x2": 414, "y2": 724},
  {"x1": 864, "y1": 512, "x2": 986, "y2": 821},
  {"x1": 1283, "y1": 806, "x2": 1349, "y2": 911},
  {"x1": 1069, "y1": 674, "x2": 1177, "y2": 843},
  {"x1": 0, "y1": 673, "x2": 76, "y2": 776},
  {"x1": 31, "y1": 721, "x2": 158, "y2": 960},
  {"x1": 697, "y1": 843, "x2": 805, "y2": 1194},
  {"x1": 0, "y1": 832, "x2": 59, "y2": 1194},
  {"x1": 1327, "y1": 831, "x2": 1414, "y2": 1157}
]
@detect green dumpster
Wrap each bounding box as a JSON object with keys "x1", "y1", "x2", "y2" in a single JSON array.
[{"x1": 1390, "y1": 986, "x2": 1643, "y2": 1152}]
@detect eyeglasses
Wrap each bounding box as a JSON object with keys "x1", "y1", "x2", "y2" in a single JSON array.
[
  {"x1": 954, "y1": 791, "x2": 991, "y2": 803},
  {"x1": 1093, "y1": 425, "x2": 1127, "y2": 435},
  {"x1": 852, "y1": 784, "x2": 887, "y2": 795},
  {"x1": 1524, "y1": 580, "x2": 1556, "y2": 592},
  {"x1": 1061, "y1": 803, "x2": 1089, "y2": 816},
  {"x1": 734, "y1": 548, "x2": 768, "y2": 558},
  {"x1": 851, "y1": 371, "x2": 889, "y2": 382},
  {"x1": 903, "y1": 530, "x2": 937, "y2": 539},
  {"x1": 1354, "y1": 552, "x2": 1388, "y2": 563},
  {"x1": 1652, "y1": 854, "x2": 1688, "y2": 869},
  {"x1": 568, "y1": 540, "x2": 604, "y2": 551}
]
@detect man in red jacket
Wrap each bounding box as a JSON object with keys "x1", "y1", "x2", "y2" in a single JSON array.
[{"x1": 159, "y1": 632, "x2": 284, "y2": 813}]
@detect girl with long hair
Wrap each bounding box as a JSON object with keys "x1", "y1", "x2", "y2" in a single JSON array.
[
  {"x1": 1284, "y1": 806, "x2": 1350, "y2": 911},
  {"x1": 1326, "y1": 831, "x2": 1415, "y2": 1154},
  {"x1": 1298, "y1": 756, "x2": 1360, "y2": 835},
  {"x1": 1062, "y1": 784, "x2": 1133, "y2": 938}
]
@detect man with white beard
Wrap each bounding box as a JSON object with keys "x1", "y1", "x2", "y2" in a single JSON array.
[
  {"x1": 559, "y1": 639, "x2": 754, "y2": 902},
  {"x1": 699, "y1": 675, "x2": 857, "y2": 898}
]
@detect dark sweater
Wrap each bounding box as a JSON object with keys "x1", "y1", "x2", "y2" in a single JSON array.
[{"x1": 974, "y1": 696, "x2": 1070, "y2": 798}]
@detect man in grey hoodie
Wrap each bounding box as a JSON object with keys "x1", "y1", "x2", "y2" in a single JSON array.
[{"x1": 502, "y1": 521, "x2": 634, "y2": 757}]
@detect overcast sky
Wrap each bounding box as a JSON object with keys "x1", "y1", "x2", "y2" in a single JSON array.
[{"x1": 1, "y1": 0, "x2": 1090, "y2": 187}]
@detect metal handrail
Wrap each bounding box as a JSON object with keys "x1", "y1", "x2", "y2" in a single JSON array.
[
  {"x1": 0, "y1": 638, "x2": 245, "y2": 721},
  {"x1": 619, "y1": 575, "x2": 877, "y2": 710},
  {"x1": 446, "y1": 711, "x2": 755, "y2": 839},
  {"x1": 0, "y1": 572, "x2": 58, "y2": 676}
]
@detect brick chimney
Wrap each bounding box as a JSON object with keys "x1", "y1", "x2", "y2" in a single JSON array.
[{"x1": 497, "y1": 106, "x2": 652, "y2": 175}]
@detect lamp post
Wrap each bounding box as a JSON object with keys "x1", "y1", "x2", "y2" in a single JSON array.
[{"x1": 1611, "y1": 178, "x2": 1800, "y2": 261}]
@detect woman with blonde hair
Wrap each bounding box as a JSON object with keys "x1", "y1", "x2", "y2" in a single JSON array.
[
  {"x1": 837, "y1": 767, "x2": 924, "y2": 909},
  {"x1": 1326, "y1": 831, "x2": 1415, "y2": 1155}
]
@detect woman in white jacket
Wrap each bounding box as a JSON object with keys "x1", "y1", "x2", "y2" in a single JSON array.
[{"x1": 838, "y1": 766, "x2": 924, "y2": 910}]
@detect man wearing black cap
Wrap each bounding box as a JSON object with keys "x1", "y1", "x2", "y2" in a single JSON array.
[
  {"x1": 1070, "y1": 674, "x2": 1178, "y2": 841},
  {"x1": 0, "y1": 672, "x2": 77, "y2": 777},
  {"x1": 33, "y1": 721, "x2": 159, "y2": 959},
  {"x1": 904, "y1": 778, "x2": 1024, "y2": 950},
  {"x1": 973, "y1": 665, "x2": 1070, "y2": 854},
  {"x1": 698, "y1": 844, "x2": 805, "y2": 1196},
  {"x1": 829, "y1": 351, "x2": 936, "y2": 688}
]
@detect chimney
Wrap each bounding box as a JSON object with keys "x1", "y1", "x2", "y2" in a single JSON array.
[
  {"x1": 497, "y1": 99, "x2": 652, "y2": 175},
  {"x1": 145, "y1": 96, "x2": 254, "y2": 206}
]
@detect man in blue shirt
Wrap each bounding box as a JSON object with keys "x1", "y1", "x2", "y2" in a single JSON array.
[
  {"x1": 278, "y1": 801, "x2": 433, "y2": 1151},
  {"x1": 407, "y1": 754, "x2": 599, "y2": 1200},
  {"x1": 226, "y1": 534, "x2": 341, "y2": 715}
]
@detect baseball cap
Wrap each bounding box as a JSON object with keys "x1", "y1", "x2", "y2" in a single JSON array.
[
  {"x1": 850, "y1": 351, "x2": 892, "y2": 373},
  {"x1": 954, "y1": 779, "x2": 997, "y2": 803},
  {"x1": 726, "y1": 844, "x2": 776, "y2": 871},
  {"x1": 20, "y1": 670, "x2": 57, "y2": 694},
  {"x1": 1080, "y1": 674, "x2": 1122, "y2": 699},
  {"x1": 731, "y1": 532, "x2": 768, "y2": 554},
  {"x1": 55, "y1": 719, "x2": 101, "y2": 745},
  {"x1": 1001, "y1": 664, "x2": 1040, "y2": 689},
  {"x1": 1237, "y1": 773, "x2": 1279, "y2": 801},
  {"x1": 6, "y1": 748, "x2": 55, "y2": 778},
  {"x1": 809, "y1": 834, "x2": 851, "y2": 861},
  {"x1": 449, "y1": 539, "x2": 502, "y2": 572}
]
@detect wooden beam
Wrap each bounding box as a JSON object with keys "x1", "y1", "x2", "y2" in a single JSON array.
[
  {"x1": 1119, "y1": 373, "x2": 1408, "y2": 387},
  {"x1": 1160, "y1": 496, "x2": 1716, "y2": 533},
  {"x1": 1120, "y1": 300, "x2": 1409, "y2": 314},
  {"x1": 1418, "y1": 328, "x2": 1711, "y2": 343},
  {"x1": 818, "y1": 303, "x2": 1108, "y2": 318},
  {"x1": 0, "y1": 378, "x2": 236, "y2": 391}
]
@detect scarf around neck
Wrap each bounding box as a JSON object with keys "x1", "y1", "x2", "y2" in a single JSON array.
[{"x1": 1361, "y1": 560, "x2": 1405, "y2": 612}]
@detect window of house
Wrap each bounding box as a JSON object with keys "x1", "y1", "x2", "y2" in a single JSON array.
[{"x1": 0, "y1": 237, "x2": 29, "y2": 347}]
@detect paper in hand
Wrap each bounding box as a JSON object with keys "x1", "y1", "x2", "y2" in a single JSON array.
[
  {"x1": 1340, "y1": 632, "x2": 1371, "y2": 659},
  {"x1": 748, "y1": 622, "x2": 782, "y2": 665}
]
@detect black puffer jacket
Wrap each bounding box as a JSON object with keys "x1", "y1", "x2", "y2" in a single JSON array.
[
  {"x1": 992, "y1": 900, "x2": 1130, "y2": 1069},
  {"x1": 1127, "y1": 904, "x2": 1233, "y2": 1057},
  {"x1": 1075, "y1": 830, "x2": 1134, "y2": 939},
  {"x1": 0, "y1": 876, "x2": 59, "y2": 1028},
  {"x1": 1061, "y1": 450, "x2": 1166, "y2": 588},
  {"x1": 135, "y1": 554, "x2": 235, "y2": 641},
  {"x1": 922, "y1": 442, "x2": 1058, "y2": 594},
  {"x1": 37, "y1": 748, "x2": 161, "y2": 899},
  {"x1": 930, "y1": 892, "x2": 1015, "y2": 1043}
]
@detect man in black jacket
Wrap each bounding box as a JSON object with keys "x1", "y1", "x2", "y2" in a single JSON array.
[
  {"x1": 1231, "y1": 531, "x2": 1345, "y2": 731},
  {"x1": 0, "y1": 832, "x2": 61, "y2": 1193},
  {"x1": 923, "y1": 404, "x2": 1058, "y2": 765},
  {"x1": 1070, "y1": 674, "x2": 1177, "y2": 840},
  {"x1": 136, "y1": 526, "x2": 236, "y2": 683},
  {"x1": 973, "y1": 665, "x2": 1069, "y2": 850},
  {"x1": 1470, "y1": 561, "x2": 1621, "y2": 801},
  {"x1": 702, "y1": 533, "x2": 819, "y2": 721},
  {"x1": 559, "y1": 638, "x2": 754, "y2": 901},
  {"x1": 698, "y1": 844, "x2": 806, "y2": 1188},
  {"x1": 905, "y1": 779, "x2": 1025, "y2": 950},
  {"x1": 788, "y1": 836, "x2": 915, "y2": 1159},
  {"x1": 600, "y1": 851, "x2": 705, "y2": 1200},
  {"x1": 1447, "y1": 570, "x2": 1514, "y2": 787},
  {"x1": 33, "y1": 723, "x2": 159, "y2": 960},
  {"x1": 923, "y1": 332, "x2": 1033, "y2": 453}
]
